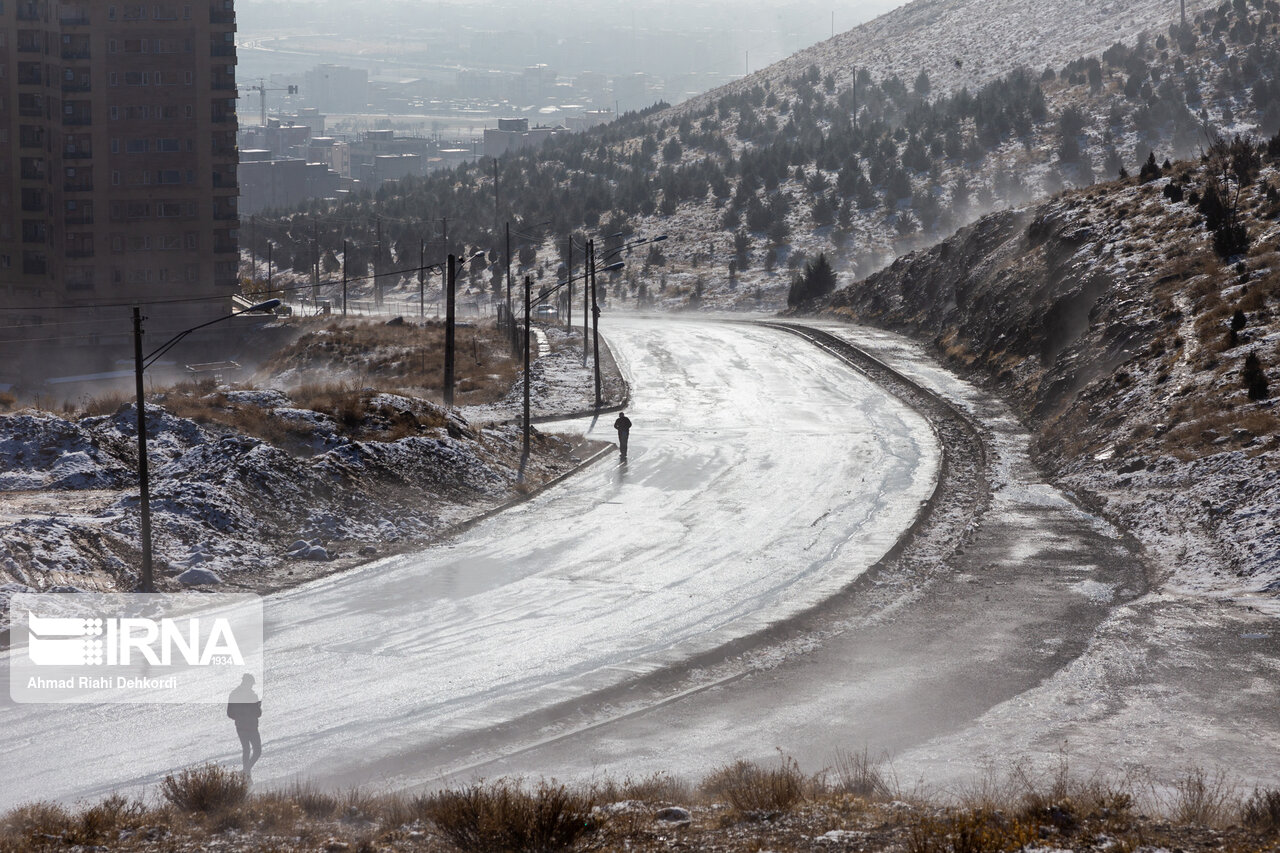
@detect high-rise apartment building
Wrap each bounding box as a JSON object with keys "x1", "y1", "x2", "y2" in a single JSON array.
[{"x1": 0, "y1": 0, "x2": 238, "y2": 381}]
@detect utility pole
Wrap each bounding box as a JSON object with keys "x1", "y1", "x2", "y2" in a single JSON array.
[
  {"x1": 1181, "y1": 0, "x2": 1186, "y2": 28},
  {"x1": 132, "y1": 307, "x2": 154, "y2": 593},
  {"x1": 505, "y1": 222, "x2": 513, "y2": 335},
  {"x1": 520, "y1": 274, "x2": 531, "y2": 479},
  {"x1": 566, "y1": 236, "x2": 573, "y2": 332},
  {"x1": 342, "y1": 239, "x2": 348, "y2": 315},
  {"x1": 375, "y1": 217, "x2": 383, "y2": 309},
  {"x1": 312, "y1": 222, "x2": 320, "y2": 310},
  {"x1": 444, "y1": 253, "x2": 456, "y2": 407},
  {"x1": 267, "y1": 243, "x2": 273, "y2": 302},
  {"x1": 441, "y1": 218, "x2": 448, "y2": 312},
  {"x1": 418, "y1": 237, "x2": 425, "y2": 319},
  {"x1": 582, "y1": 239, "x2": 590, "y2": 366},
  {"x1": 591, "y1": 239, "x2": 602, "y2": 408}
]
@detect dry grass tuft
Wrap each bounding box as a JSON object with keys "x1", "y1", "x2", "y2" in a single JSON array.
[
  {"x1": 421, "y1": 778, "x2": 597, "y2": 852},
  {"x1": 701, "y1": 756, "x2": 807, "y2": 819},
  {"x1": 159, "y1": 763, "x2": 248, "y2": 814},
  {"x1": 1243, "y1": 788, "x2": 1280, "y2": 835},
  {"x1": 908, "y1": 808, "x2": 1037, "y2": 853},
  {"x1": 1163, "y1": 767, "x2": 1241, "y2": 828},
  {"x1": 828, "y1": 748, "x2": 898, "y2": 800}
]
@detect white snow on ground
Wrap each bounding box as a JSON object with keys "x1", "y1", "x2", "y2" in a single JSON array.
[
  {"x1": 0, "y1": 342, "x2": 607, "y2": 634},
  {"x1": 461, "y1": 327, "x2": 624, "y2": 424},
  {"x1": 811, "y1": 321, "x2": 1280, "y2": 791}
]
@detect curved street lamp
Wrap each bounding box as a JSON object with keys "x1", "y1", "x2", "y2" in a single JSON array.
[{"x1": 131, "y1": 298, "x2": 280, "y2": 592}]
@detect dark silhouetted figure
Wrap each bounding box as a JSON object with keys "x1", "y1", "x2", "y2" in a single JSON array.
[
  {"x1": 227, "y1": 673, "x2": 262, "y2": 777},
  {"x1": 613, "y1": 412, "x2": 632, "y2": 460}
]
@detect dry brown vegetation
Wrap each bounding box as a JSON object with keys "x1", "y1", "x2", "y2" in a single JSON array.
[
  {"x1": 257, "y1": 318, "x2": 520, "y2": 405},
  {"x1": 4, "y1": 757, "x2": 1280, "y2": 852}
]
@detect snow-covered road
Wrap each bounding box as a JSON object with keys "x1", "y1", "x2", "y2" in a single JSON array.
[{"x1": 0, "y1": 317, "x2": 940, "y2": 805}]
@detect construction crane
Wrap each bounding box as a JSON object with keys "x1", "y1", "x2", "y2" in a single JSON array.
[{"x1": 240, "y1": 78, "x2": 299, "y2": 126}]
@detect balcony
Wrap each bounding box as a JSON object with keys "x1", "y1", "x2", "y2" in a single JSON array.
[
  {"x1": 211, "y1": 9, "x2": 235, "y2": 24},
  {"x1": 20, "y1": 165, "x2": 46, "y2": 181},
  {"x1": 64, "y1": 180, "x2": 93, "y2": 192},
  {"x1": 66, "y1": 248, "x2": 94, "y2": 259},
  {"x1": 61, "y1": 48, "x2": 91, "y2": 60},
  {"x1": 63, "y1": 149, "x2": 92, "y2": 159},
  {"x1": 17, "y1": 4, "x2": 42, "y2": 23},
  {"x1": 64, "y1": 213, "x2": 94, "y2": 225},
  {"x1": 17, "y1": 67, "x2": 43, "y2": 86},
  {"x1": 23, "y1": 255, "x2": 48, "y2": 275},
  {"x1": 211, "y1": 45, "x2": 235, "y2": 57},
  {"x1": 18, "y1": 97, "x2": 45, "y2": 118},
  {"x1": 62, "y1": 80, "x2": 91, "y2": 93},
  {"x1": 59, "y1": 12, "x2": 91, "y2": 25},
  {"x1": 62, "y1": 114, "x2": 92, "y2": 126}
]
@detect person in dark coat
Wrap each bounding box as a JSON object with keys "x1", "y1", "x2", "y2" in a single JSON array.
[
  {"x1": 613, "y1": 411, "x2": 632, "y2": 460},
  {"x1": 226, "y1": 673, "x2": 262, "y2": 776}
]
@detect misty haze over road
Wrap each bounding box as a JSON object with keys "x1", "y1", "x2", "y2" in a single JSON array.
[{"x1": 0, "y1": 318, "x2": 938, "y2": 803}]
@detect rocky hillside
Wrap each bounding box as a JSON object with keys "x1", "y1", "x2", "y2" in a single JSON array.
[{"x1": 823, "y1": 136, "x2": 1280, "y2": 601}]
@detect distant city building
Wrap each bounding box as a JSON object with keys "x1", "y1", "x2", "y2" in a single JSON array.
[
  {"x1": 0, "y1": 0, "x2": 240, "y2": 382},
  {"x1": 483, "y1": 118, "x2": 566, "y2": 158},
  {"x1": 303, "y1": 64, "x2": 369, "y2": 114}
]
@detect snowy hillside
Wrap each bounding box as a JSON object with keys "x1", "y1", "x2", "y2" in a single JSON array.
[
  {"x1": 672, "y1": 0, "x2": 1218, "y2": 115},
  {"x1": 824, "y1": 137, "x2": 1280, "y2": 600},
  {"x1": 257, "y1": 0, "x2": 1280, "y2": 321}
]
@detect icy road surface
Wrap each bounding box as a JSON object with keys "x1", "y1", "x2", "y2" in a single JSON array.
[{"x1": 0, "y1": 317, "x2": 938, "y2": 805}]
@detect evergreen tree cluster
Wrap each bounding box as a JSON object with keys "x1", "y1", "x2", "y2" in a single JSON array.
[{"x1": 252, "y1": 0, "x2": 1280, "y2": 293}]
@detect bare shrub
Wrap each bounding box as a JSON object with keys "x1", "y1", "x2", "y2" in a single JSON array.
[
  {"x1": 701, "y1": 756, "x2": 806, "y2": 818},
  {"x1": 1243, "y1": 788, "x2": 1280, "y2": 834},
  {"x1": 1163, "y1": 768, "x2": 1239, "y2": 827},
  {"x1": 422, "y1": 778, "x2": 596, "y2": 852},
  {"x1": 159, "y1": 763, "x2": 248, "y2": 813},
  {"x1": 591, "y1": 772, "x2": 691, "y2": 805},
  {"x1": 283, "y1": 781, "x2": 340, "y2": 819},
  {"x1": 82, "y1": 392, "x2": 130, "y2": 417},
  {"x1": 829, "y1": 748, "x2": 897, "y2": 800}
]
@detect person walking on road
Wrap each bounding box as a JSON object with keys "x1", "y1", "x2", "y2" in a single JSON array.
[
  {"x1": 613, "y1": 411, "x2": 632, "y2": 460},
  {"x1": 227, "y1": 673, "x2": 262, "y2": 777}
]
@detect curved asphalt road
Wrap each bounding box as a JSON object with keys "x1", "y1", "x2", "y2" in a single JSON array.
[{"x1": 0, "y1": 317, "x2": 939, "y2": 805}]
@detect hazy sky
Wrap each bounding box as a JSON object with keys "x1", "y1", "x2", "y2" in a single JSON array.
[{"x1": 237, "y1": 0, "x2": 912, "y2": 81}]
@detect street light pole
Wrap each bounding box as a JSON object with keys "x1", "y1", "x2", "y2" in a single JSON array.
[
  {"x1": 582, "y1": 239, "x2": 590, "y2": 366},
  {"x1": 591, "y1": 240, "x2": 602, "y2": 409},
  {"x1": 565, "y1": 236, "x2": 572, "y2": 332},
  {"x1": 445, "y1": 253, "x2": 457, "y2": 408},
  {"x1": 132, "y1": 307, "x2": 154, "y2": 592},
  {"x1": 131, "y1": 298, "x2": 279, "y2": 592}
]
